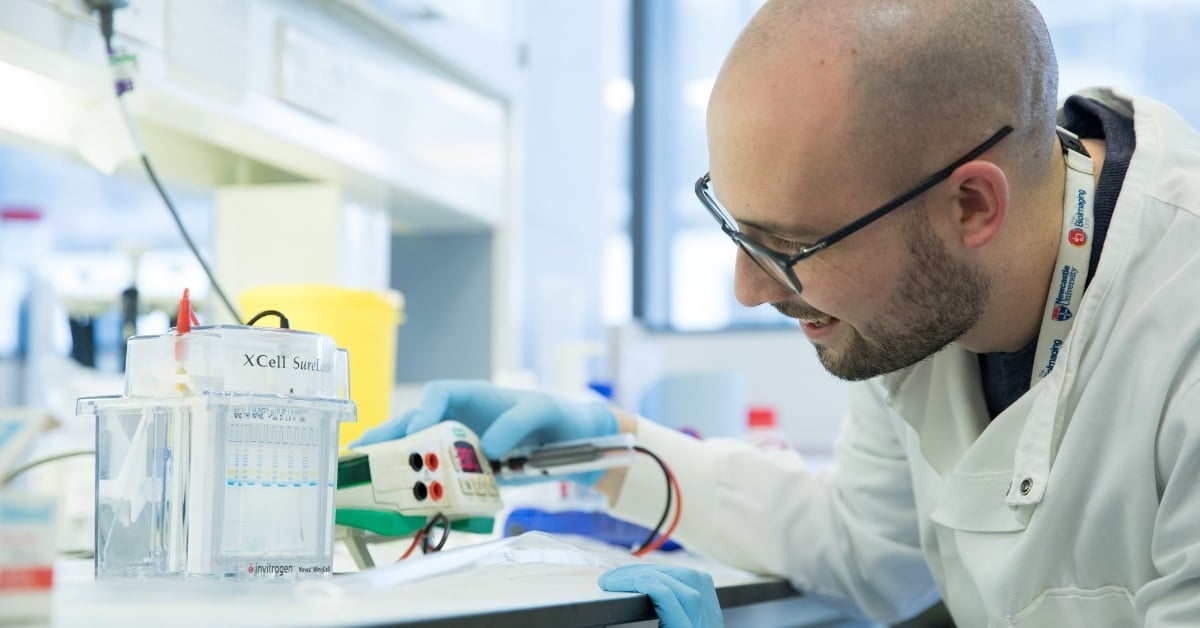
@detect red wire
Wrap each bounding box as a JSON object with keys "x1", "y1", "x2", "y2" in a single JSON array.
[
  {"x1": 633, "y1": 463, "x2": 682, "y2": 557},
  {"x1": 396, "y1": 458, "x2": 682, "y2": 562},
  {"x1": 398, "y1": 531, "x2": 424, "y2": 561}
]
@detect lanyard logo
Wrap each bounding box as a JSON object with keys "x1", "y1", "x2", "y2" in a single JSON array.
[
  {"x1": 1049, "y1": 264, "x2": 1080, "y2": 322},
  {"x1": 1068, "y1": 228, "x2": 1088, "y2": 247}
]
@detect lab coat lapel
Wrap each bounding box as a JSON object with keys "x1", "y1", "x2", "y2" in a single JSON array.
[
  {"x1": 882, "y1": 346, "x2": 1041, "y2": 533},
  {"x1": 881, "y1": 346, "x2": 990, "y2": 476},
  {"x1": 928, "y1": 390, "x2": 1041, "y2": 532}
]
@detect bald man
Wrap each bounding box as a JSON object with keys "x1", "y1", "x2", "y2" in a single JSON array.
[
  {"x1": 601, "y1": 0, "x2": 1200, "y2": 624},
  {"x1": 359, "y1": 0, "x2": 1200, "y2": 625}
]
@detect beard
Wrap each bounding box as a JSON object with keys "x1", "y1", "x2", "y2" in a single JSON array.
[{"x1": 776, "y1": 210, "x2": 990, "y2": 381}]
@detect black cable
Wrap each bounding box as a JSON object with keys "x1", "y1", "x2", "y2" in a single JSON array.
[
  {"x1": 421, "y1": 513, "x2": 451, "y2": 554},
  {"x1": 139, "y1": 155, "x2": 243, "y2": 324},
  {"x1": 87, "y1": 2, "x2": 244, "y2": 325},
  {"x1": 632, "y1": 445, "x2": 672, "y2": 553},
  {"x1": 97, "y1": 8, "x2": 115, "y2": 53},
  {"x1": 246, "y1": 309, "x2": 290, "y2": 329}
]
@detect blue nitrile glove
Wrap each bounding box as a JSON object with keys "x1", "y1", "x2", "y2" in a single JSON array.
[
  {"x1": 599, "y1": 565, "x2": 724, "y2": 628},
  {"x1": 354, "y1": 380, "x2": 618, "y2": 485}
]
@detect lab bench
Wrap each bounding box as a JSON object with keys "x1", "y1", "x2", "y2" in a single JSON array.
[{"x1": 46, "y1": 557, "x2": 876, "y2": 627}]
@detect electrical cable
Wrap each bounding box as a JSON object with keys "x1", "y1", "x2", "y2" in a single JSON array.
[
  {"x1": 398, "y1": 529, "x2": 424, "y2": 561},
  {"x1": 635, "y1": 468, "x2": 682, "y2": 556},
  {"x1": 396, "y1": 512, "x2": 451, "y2": 561},
  {"x1": 631, "y1": 445, "x2": 681, "y2": 557},
  {"x1": 1, "y1": 450, "x2": 96, "y2": 487},
  {"x1": 115, "y1": 96, "x2": 243, "y2": 327},
  {"x1": 85, "y1": 0, "x2": 127, "y2": 54},
  {"x1": 246, "y1": 310, "x2": 290, "y2": 329},
  {"x1": 632, "y1": 445, "x2": 671, "y2": 552},
  {"x1": 137, "y1": 151, "x2": 243, "y2": 324},
  {"x1": 89, "y1": 2, "x2": 244, "y2": 324},
  {"x1": 421, "y1": 512, "x2": 451, "y2": 554}
]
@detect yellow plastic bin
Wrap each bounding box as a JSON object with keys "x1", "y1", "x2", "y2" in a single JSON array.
[{"x1": 240, "y1": 285, "x2": 404, "y2": 449}]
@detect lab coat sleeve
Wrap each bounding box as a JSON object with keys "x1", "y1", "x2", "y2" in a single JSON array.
[
  {"x1": 1136, "y1": 378, "x2": 1200, "y2": 626},
  {"x1": 609, "y1": 380, "x2": 939, "y2": 623}
]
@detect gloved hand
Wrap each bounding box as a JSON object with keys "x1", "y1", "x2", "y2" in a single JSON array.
[
  {"x1": 354, "y1": 380, "x2": 618, "y2": 484},
  {"x1": 599, "y1": 564, "x2": 724, "y2": 628}
]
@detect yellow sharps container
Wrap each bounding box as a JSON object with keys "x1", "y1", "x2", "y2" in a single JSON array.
[{"x1": 240, "y1": 285, "x2": 404, "y2": 449}]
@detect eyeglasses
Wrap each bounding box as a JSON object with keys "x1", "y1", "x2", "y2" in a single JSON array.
[{"x1": 695, "y1": 126, "x2": 1013, "y2": 295}]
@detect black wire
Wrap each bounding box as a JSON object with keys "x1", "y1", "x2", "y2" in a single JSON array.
[
  {"x1": 246, "y1": 309, "x2": 290, "y2": 329},
  {"x1": 138, "y1": 155, "x2": 243, "y2": 324},
  {"x1": 633, "y1": 445, "x2": 672, "y2": 553},
  {"x1": 91, "y1": 6, "x2": 243, "y2": 324},
  {"x1": 98, "y1": 8, "x2": 115, "y2": 54},
  {"x1": 421, "y1": 513, "x2": 451, "y2": 554}
]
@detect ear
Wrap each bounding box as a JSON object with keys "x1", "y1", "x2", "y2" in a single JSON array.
[{"x1": 947, "y1": 161, "x2": 1008, "y2": 249}]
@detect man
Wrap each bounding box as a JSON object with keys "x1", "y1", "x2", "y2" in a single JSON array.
[{"x1": 360, "y1": 0, "x2": 1200, "y2": 625}]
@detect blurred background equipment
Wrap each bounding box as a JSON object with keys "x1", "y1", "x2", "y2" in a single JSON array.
[{"x1": 0, "y1": 207, "x2": 53, "y2": 407}]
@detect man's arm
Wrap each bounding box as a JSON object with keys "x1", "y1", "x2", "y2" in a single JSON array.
[
  {"x1": 1138, "y1": 379, "x2": 1200, "y2": 625},
  {"x1": 600, "y1": 380, "x2": 940, "y2": 623}
]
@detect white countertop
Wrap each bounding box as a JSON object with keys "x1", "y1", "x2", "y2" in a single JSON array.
[{"x1": 46, "y1": 534, "x2": 845, "y2": 627}]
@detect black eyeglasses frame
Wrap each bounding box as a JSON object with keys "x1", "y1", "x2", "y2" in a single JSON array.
[{"x1": 695, "y1": 125, "x2": 1014, "y2": 295}]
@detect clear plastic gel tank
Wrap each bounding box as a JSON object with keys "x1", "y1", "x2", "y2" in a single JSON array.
[{"x1": 78, "y1": 325, "x2": 356, "y2": 579}]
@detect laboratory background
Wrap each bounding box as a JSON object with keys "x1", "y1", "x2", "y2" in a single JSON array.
[{"x1": 0, "y1": 0, "x2": 1197, "y2": 625}]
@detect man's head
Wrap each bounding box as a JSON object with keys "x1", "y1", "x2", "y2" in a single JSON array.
[{"x1": 706, "y1": 0, "x2": 1060, "y2": 379}]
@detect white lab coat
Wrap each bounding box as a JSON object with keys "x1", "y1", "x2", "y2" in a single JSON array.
[{"x1": 611, "y1": 88, "x2": 1200, "y2": 627}]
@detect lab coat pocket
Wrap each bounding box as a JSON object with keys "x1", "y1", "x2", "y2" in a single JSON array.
[
  {"x1": 929, "y1": 471, "x2": 1029, "y2": 532},
  {"x1": 1006, "y1": 586, "x2": 1135, "y2": 627}
]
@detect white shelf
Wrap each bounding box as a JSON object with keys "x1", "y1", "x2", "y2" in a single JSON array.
[{"x1": 0, "y1": 0, "x2": 512, "y2": 231}]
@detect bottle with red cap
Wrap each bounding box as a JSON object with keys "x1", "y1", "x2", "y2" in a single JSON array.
[
  {"x1": 745, "y1": 405, "x2": 792, "y2": 451},
  {"x1": 0, "y1": 207, "x2": 51, "y2": 405},
  {"x1": 0, "y1": 207, "x2": 50, "y2": 271}
]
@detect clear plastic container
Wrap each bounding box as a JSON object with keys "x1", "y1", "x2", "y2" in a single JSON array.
[{"x1": 78, "y1": 325, "x2": 355, "y2": 580}]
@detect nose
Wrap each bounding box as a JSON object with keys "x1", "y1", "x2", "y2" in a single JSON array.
[{"x1": 732, "y1": 247, "x2": 794, "y2": 307}]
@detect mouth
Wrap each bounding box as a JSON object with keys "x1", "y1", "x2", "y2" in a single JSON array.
[
  {"x1": 773, "y1": 299, "x2": 829, "y2": 321},
  {"x1": 797, "y1": 315, "x2": 834, "y2": 328},
  {"x1": 796, "y1": 314, "x2": 841, "y2": 342},
  {"x1": 772, "y1": 300, "x2": 840, "y2": 338}
]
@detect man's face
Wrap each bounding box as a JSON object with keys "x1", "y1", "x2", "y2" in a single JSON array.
[
  {"x1": 769, "y1": 207, "x2": 990, "y2": 381},
  {"x1": 707, "y1": 39, "x2": 992, "y2": 380}
]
